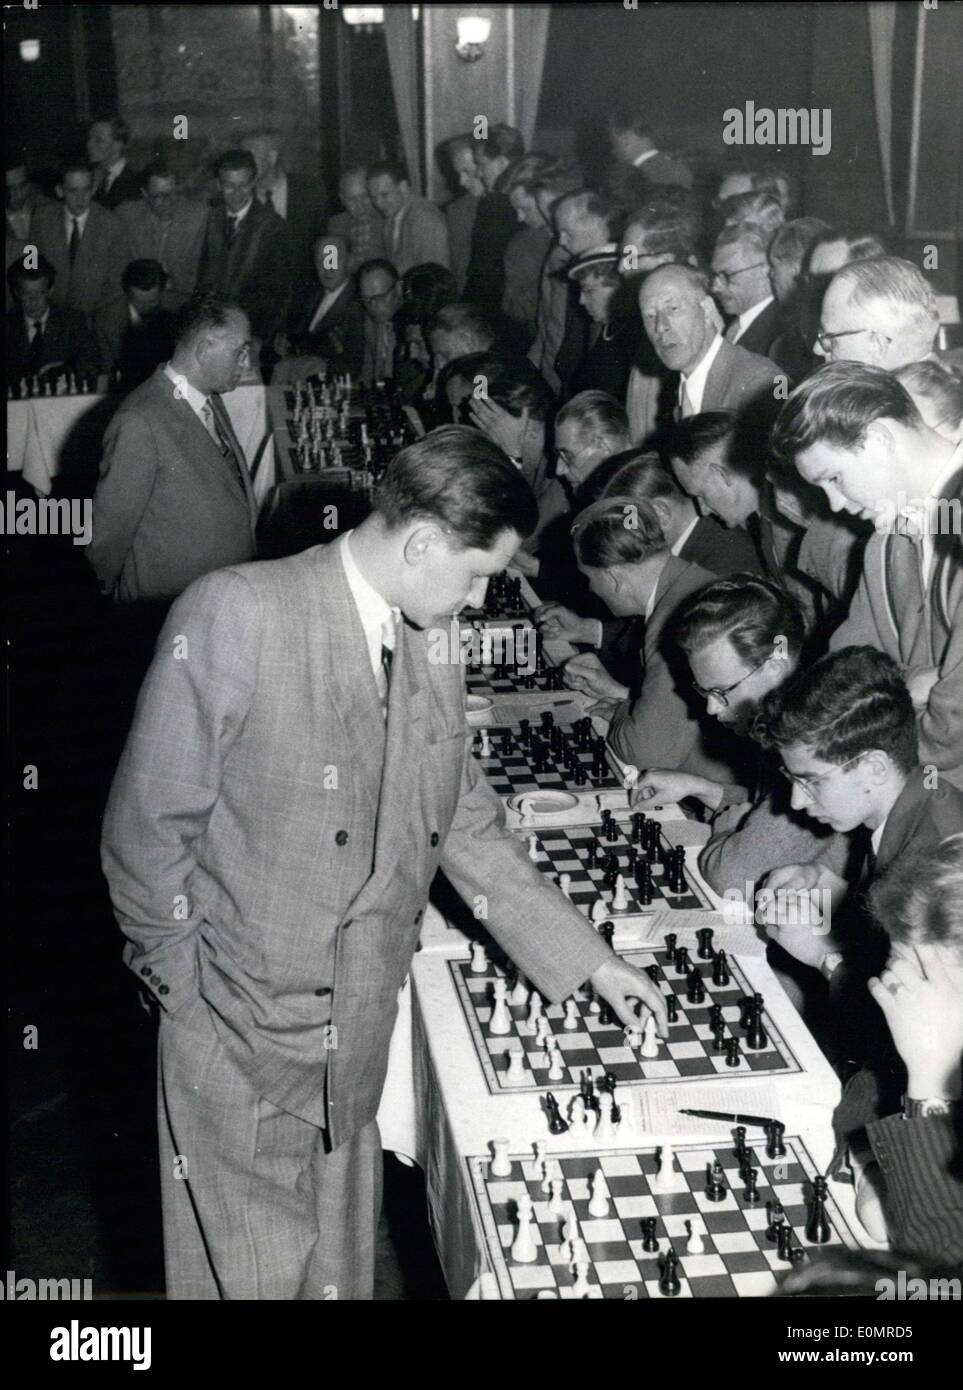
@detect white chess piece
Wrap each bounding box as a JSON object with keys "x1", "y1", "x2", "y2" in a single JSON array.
[
  {"x1": 571, "y1": 1260, "x2": 591, "y2": 1298},
  {"x1": 569, "y1": 1095, "x2": 587, "y2": 1132},
  {"x1": 590, "y1": 899, "x2": 608, "y2": 925},
  {"x1": 686, "y1": 1218, "x2": 705, "y2": 1256},
  {"x1": 547, "y1": 1039, "x2": 564, "y2": 1081},
  {"x1": 505, "y1": 1047, "x2": 527, "y2": 1083},
  {"x1": 563, "y1": 998, "x2": 580, "y2": 1030},
  {"x1": 594, "y1": 1091, "x2": 615, "y2": 1142},
  {"x1": 529, "y1": 1142, "x2": 545, "y2": 1184},
  {"x1": 479, "y1": 728, "x2": 492, "y2": 757},
  {"x1": 489, "y1": 978, "x2": 512, "y2": 1035},
  {"x1": 509, "y1": 973, "x2": 529, "y2": 1006},
  {"x1": 511, "y1": 1193, "x2": 538, "y2": 1263},
  {"x1": 640, "y1": 1014, "x2": 660, "y2": 1059},
  {"x1": 557, "y1": 872, "x2": 572, "y2": 900},
  {"x1": 527, "y1": 994, "x2": 544, "y2": 1030},
  {"x1": 562, "y1": 1205, "x2": 579, "y2": 1258},
  {"x1": 528, "y1": 833, "x2": 540, "y2": 861},
  {"x1": 549, "y1": 1180, "x2": 566, "y2": 1217},
  {"x1": 519, "y1": 797, "x2": 536, "y2": 828},
  {"x1": 470, "y1": 942, "x2": 488, "y2": 974},
  {"x1": 612, "y1": 873, "x2": 630, "y2": 911},
  {"x1": 656, "y1": 1143, "x2": 675, "y2": 1189},
  {"x1": 625, "y1": 1025, "x2": 643, "y2": 1050},
  {"x1": 490, "y1": 1139, "x2": 512, "y2": 1178},
  {"x1": 587, "y1": 1169, "x2": 610, "y2": 1218},
  {"x1": 535, "y1": 1015, "x2": 551, "y2": 1048}
]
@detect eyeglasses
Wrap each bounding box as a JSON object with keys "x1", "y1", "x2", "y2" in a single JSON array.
[
  {"x1": 709, "y1": 262, "x2": 767, "y2": 287},
  {"x1": 692, "y1": 657, "x2": 770, "y2": 708},
  {"x1": 815, "y1": 326, "x2": 892, "y2": 353},
  {"x1": 777, "y1": 753, "x2": 866, "y2": 798},
  {"x1": 361, "y1": 288, "x2": 398, "y2": 306}
]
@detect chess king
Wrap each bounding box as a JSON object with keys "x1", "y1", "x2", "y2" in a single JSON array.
[{"x1": 101, "y1": 425, "x2": 668, "y2": 1300}]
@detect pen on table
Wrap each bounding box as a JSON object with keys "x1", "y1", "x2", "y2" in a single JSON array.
[{"x1": 678, "y1": 1108, "x2": 780, "y2": 1129}]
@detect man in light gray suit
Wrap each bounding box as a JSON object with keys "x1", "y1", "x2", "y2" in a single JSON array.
[
  {"x1": 100, "y1": 426, "x2": 667, "y2": 1299},
  {"x1": 87, "y1": 291, "x2": 257, "y2": 609},
  {"x1": 367, "y1": 159, "x2": 450, "y2": 275},
  {"x1": 116, "y1": 161, "x2": 208, "y2": 311}
]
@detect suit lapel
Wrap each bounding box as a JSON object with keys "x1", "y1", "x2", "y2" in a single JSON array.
[
  {"x1": 209, "y1": 392, "x2": 258, "y2": 529},
  {"x1": 703, "y1": 338, "x2": 735, "y2": 410},
  {"x1": 151, "y1": 370, "x2": 256, "y2": 514}
]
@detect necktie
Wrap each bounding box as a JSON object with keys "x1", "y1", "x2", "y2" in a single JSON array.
[
  {"x1": 202, "y1": 398, "x2": 248, "y2": 494},
  {"x1": 227, "y1": 214, "x2": 239, "y2": 241},
  {"x1": 724, "y1": 318, "x2": 741, "y2": 342},
  {"x1": 678, "y1": 379, "x2": 696, "y2": 418},
  {"x1": 261, "y1": 187, "x2": 274, "y2": 208},
  {"x1": 376, "y1": 611, "x2": 398, "y2": 716},
  {"x1": 68, "y1": 216, "x2": 80, "y2": 267},
  {"x1": 27, "y1": 319, "x2": 44, "y2": 358}
]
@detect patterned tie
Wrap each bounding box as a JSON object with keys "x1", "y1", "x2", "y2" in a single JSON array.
[
  {"x1": 376, "y1": 610, "x2": 399, "y2": 716},
  {"x1": 68, "y1": 216, "x2": 80, "y2": 267}
]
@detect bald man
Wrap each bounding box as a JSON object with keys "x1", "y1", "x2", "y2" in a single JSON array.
[
  {"x1": 327, "y1": 168, "x2": 387, "y2": 274},
  {"x1": 815, "y1": 256, "x2": 942, "y2": 373},
  {"x1": 280, "y1": 232, "x2": 364, "y2": 377}
]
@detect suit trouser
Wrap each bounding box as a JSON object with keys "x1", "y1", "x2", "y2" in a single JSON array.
[{"x1": 157, "y1": 994, "x2": 381, "y2": 1299}]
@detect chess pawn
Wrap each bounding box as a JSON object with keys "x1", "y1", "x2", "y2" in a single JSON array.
[
  {"x1": 685, "y1": 1219, "x2": 705, "y2": 1256},
  {"x1": 562, "y1": 999, "x2": 580, "y2": 1031},
  {"x1": 571, "y1": 1260, "x2": 591, "y2": 1299},
  {"x1": 655, "y1": 1143, "x2": 675, "y2": 1189},
  {"x1": 658, "y1": 1247, "x2": 681, "y2": 1297},
  {"x1": 509, "y1": 972, "x2": 529, "y2": 1006},
  {"x1": 805, "y1": 1176, "x2": 832, "y2": 1244},
  {"x1": 568, "y1": 1095, "x2": 590, "y2": 1134},
  {"x1": 557, "y1": 872, "x2": 573, "y2": 900},
  {"x1": 469, "y1": 942, "x2": 488, "y2": 974},
  {"x1": 505, "y1": 1047, "x2": 527, "y2": 1084},
  {"x1": 587, "y1": 1169, "x2": 610, "y2": 1218},
  {"x1": 547, "y1": 1038, "x2": 564, "y2": 1081},
  {"x1": 527, "y1": 993, "x2": 544, "y2": 1031},
  {"x1": 593, "y1": 1091, "x2": 615, "y2": 1142},
  {"x1": 611, "y1": 873, "x2": 630, "y2": 911}
]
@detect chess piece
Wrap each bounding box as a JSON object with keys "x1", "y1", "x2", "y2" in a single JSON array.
[
  {"x1": 725, "y1": 1037, "x2": 742, "y2": 1067},
  {"x1": 588, "y1": 1169, "x2": 610, "y2": 1218},
  {"x1": 557, "y1": 872, "x2": 572, "y2": 900},
  {"x1": 490, "y1": 1138, "x2": 512, "y2": 1177},
  {"x1": 640, "y1": 1014, "x2": 660, "y2": 1059},
  {"x1": 505, "y1": 1047, "x2": 527, "y2": 1083},
  {"x1": 594, "y1": 1091, "x2": 616, "y2": 1142},
  {"x1": 766, "y1": 1200, "x2": 786, "y2": 1242},
  {"x1": 805, "y1": 1176, "x2": 832, "y2": 1244},
  {"x1": 547, "y1": 1038, "x2": 564, "y2": 1081},
  {"x1": 641, "y1": 1216, "x2": 660, "y2": 1253},
  {"x1": 509, "y1": 971, "x2": 529, "y2": 1006},
  {"x1": 563, "y1": 998, "x2": 580, "y2": 1030},
  {"x1": 765, "y1": 1120, "x2": 787, "y2": 1160},
  {"x1": 469, "y1": 942, "x2": 488, "y2": 973},
  {"x1": 685, "y1": 1219, "x2": 705, "y2": 1256},
  {"x1": 777, "y1": 1223, "x2": 795, "y2": 1263},
  {"x1": 612, "y1": 873, "x2": 630, "y2": 912},
  {"x1": 746, "y1": 999, "x2": 769, "y2": 1051},
  {"x1": 655, "y1": 1143, "x2": 675, "y2": 1189},
  {"x1": 658, "y1": 1247, "x2": 681, "y2": 1297},
  {"x1": 545, "y1": 1092, "x2": 569, "y2": 1135},
  {"x1": 549, "y1": 1179, "x2": 567, "y2": 1217},
  {"x1": 511, "y1": 1193, "x2": 538, "y2": 1262},
  {"x1": 489, "y1": 978, "x2": 512, "y2": 1035},
  {"x1": 712, "y1": 950, "x2": 730, "y2": 987},
  {"x1": 527, "y1": 993, "x2": 544, "y2": 1030},
  {"x1": 666, "y1": 994, "x2": 679, "y2": 1024},
  {"x1": 696, "y1": 927, "x2": 714, "y2": 960},
  {"x1": 742, "y1": 1167, "x2": 760, "y2": 1205},
  {"x1": 705, "y1": 1160, "x2": 727, "y2": 1201},
  {"x1": 571, "y1": 1260, "x2": 591, "y2": 1298},
  {"x1": 535, "y1": 1015, "x2": 552, "y2": 1048}
]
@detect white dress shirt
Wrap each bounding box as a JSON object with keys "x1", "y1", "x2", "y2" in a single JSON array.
[
  {"x1": 902, "y1": 439, "x2": 963, "y2": 587},
  {"x1": 260, "y1": 171, "x2": 288, "y2": 220},
  {"x1": 24, "y1": 307, "x2": 50, "y2": 339},
  {"x1": 163, "y1": 363, "x2": 210, "y2": 423},
  {"x1": 729, "y1": 295, "x2": 774, "y2": 344},
  {"x1": 679, "y1": 333, "x2": 724, "y2": 415},
  {"x1": 64, "y1": 207, "x2": 91, "y2": 240},
  {"x1": 339, "y1": 530, "x2": 401, "y2": 683}
]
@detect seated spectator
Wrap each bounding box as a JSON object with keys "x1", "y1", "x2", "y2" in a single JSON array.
[
  {"x1": 368, "y1": 160, "x2": 450, "y2": 275},
  {"x1": 277, "y1": 232, "x2": 364, "y2": 381},
  {"x1": 562, "y1": 496, "x2": 740, "y2": 784},
  {"x1": 327, "y1": 166, "x2": 386, "y2": 274},
  {"x1": 501, "y1": 154, "x2": 554, "y2": 348},
  {"x1": 465, "y1": 124, "x2": 525, "y2": 317},
  {"x1": 566, "y1": 246, "x2": 638, "y2": 401},
  {"x1": 101, "y1": 258, "x2": 178, "y2": 389},
  {"x1": 607, "y1": 106, "x2": 693, "y2": 188},
  {"x1": 6, "y1": 252, "x2": 101, "y2": 381},
  {"x1": 441, "y1": 135, "x2": 484, "y2": 294},
  {"x1": 358, "y1": 257, "x2": 402, "y2": 384},
  {"x1": 117, "y1": 161, "x2": 208, "y2": 311},
  {"x1": 711, "y1": 223, "x2": 786, "y2": 358},
  {"x1": 895, "y1": 359, "x2": 963, "y2": 444},
  {"x1": 87, "y1": 115, "x2": 142, "y2": 208}
]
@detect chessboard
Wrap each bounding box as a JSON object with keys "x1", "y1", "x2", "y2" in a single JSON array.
[
  {"x1": 461, "y1": 572, "x2": 530, "y2": 624},
  {"x1": 468, "y1": 1136, "x2": 860, "y2": 1298},
  {"x1": 472, "y1": 714, "x2": 621, "y2": 796},
  {"x1": 449, "y1": 943, "x2": 801, "y2": 1094},
  {"x1": 518, "y1": 813, "x2": 713, "y2": 920}
]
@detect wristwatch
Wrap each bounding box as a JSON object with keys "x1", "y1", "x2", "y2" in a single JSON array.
[{"x1": 902, "y1": 1094, "x2": 959, "y2": 1119}]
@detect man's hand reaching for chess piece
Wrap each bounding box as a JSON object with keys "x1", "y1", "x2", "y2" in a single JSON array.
[
  {"x1": 563, "y1": 653, "x2": 628, "y2": 702},
  {"x1": 630, "y1": 769, "x2": 727, "y2": 811},
  {"x1": 534, "y1": 602, "x2": 600, "y2": 647},
  {"x1": 589, "y1": 955, "x2": 669, "y2": 1037}
]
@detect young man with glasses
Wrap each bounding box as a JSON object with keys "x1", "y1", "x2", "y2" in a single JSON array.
[
  {"x1": 710, "y1": 224, "x2": 785, "y2": 359},
  {"x1": 357, "y1": 258, "x2": 402, "y2": 384}
]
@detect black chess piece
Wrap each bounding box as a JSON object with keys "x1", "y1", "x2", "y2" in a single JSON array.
[
  {"x1": 597, "y1": 921, "x2": 615, "y2": 950},
  {"x1": 636, "y1": 861, "x2": 653, "y2": 905},
  {"x1": 686, "y1": 967, "x2": 703, "y2": 1004},
  {"x1": 666, "y1": 994, "x2": 679, "y2": 1024},
  {"x1": 545, "y1": 1092, "x2": 569, "y2": 1135},
  {"x1": 712, "y1": 950, "x2": 730, "y2": 987},
  {"x1": 733, "y1": 1125, "x2": 747, "y2": 1161},
  {"x1": 777, "y1": 1224, "x2": 795, "y2": 1263},
  {"x1": 598, "y1": 997, "x2": 615, "y2": 1026},
  {"x1": 746, "y1": 999, "x2": 769, "y2": 1051},
  {"x1": 738, "y1": 995, "x2": 755, "y2": 1030},
  {"x1": 765, "y1": 1120, "x2": 787, "y2": 1160},
  {"x1": 805, "y1": 1176, "x2": 832, "y2": 1244},
  {"x1": 645, "y1": 964, "x2": 660, "y2": 982},
  {"x1": 708, "y1": 1003, "x2": 724, "y2": 1031},
  {"x1": 711, "y1": 1019, "x2": 726, "y2": 1051},
  {"x1": 705, "y1": 1161, "x2": 726, "y2": 1202},
  {"x1": 674, "y1": 946, "x2": 690, "y2": 976},
  {"x1": 632, "y1": 812, "x2": 645, "y2": 844},
  {"x1": 658, "y1": 1247, "x2": 681, "y2": 1296},
  {"x1": 742, "y1": 1167, "x2": 760, "y2": 1204},
  {"x1": 696, "y1": 927, "x2": 714, "y2": 960},
  {"x1": 664, "y1": 932, "x2": 677, "y2": 964},
  {"x1": 725, "y1": 1037, "x2": 741, "y2": 1067},
  {"x1": 641, "y1": 1216, "x2": 660, "y2": 1253},
  {"x1": 766, "y1": 1200, "x2": 786, "y2": 1241}
]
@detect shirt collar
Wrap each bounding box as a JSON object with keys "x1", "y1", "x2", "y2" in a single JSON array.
[
  {"x1": 25, "y1": 307, "x2": 50, "y2": 331},
  {"x1": 681, "y1": 332, "x2": 724, "y2": 396},
  {"x1": 632, "y1": 149, "x2": 659, "y2": 167},
  {"x1": 163, "y1": 362, "x2": 209, "y2": 418},
  {"x1": 870, "y1": 815, "x2": 887, "y2": 856},
  {"x1": 340, "y1": 530, "x2": 400, "y2": 659},
  {"x1": 898, "y1": 440, "x2": 963, "y2": 534},
  {"x1": 736, "y1": 295, "x2": 774, "y2": 336},
  {"x1": 228, "y1": 199, "x2": 254, "y2": 225},
  {"x1": 670, "y1": 512, "x2": 700, "y2": 557},
  {"x1": 106, "y1": 158, "x2": 126, "y2": 183},
  {"x1": 66, "y1": 206, "x2": 90, "y2": 231}
]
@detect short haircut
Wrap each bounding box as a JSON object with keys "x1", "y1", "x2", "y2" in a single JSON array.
[
  {"x1": 445, "y1": 134, "x2": 474, "y2": 160},
  {"x1": 173, "y1": 290, "x2": 240, "y2": 345},
  {"x1": 868, "y1": 832, "x2": 963, "y2": 947},
  {"x1": 669, "y1": 411, "x2": 736, "y2": 466},
  {"x1": 502, "y1": 153, "x2": 553, "y2": 196},
  {"x1": 714, "y1": 223, "x2": 770, "y2": 260},
  {"x1": 214, "y1": 148, "x2": 257, "y2": 180},
  {"x1": 60, "y1": 159, "x2": 94, "y2": 184},
  {"x1": 608, "y1": 106, "x2": 654, "y2": 141},
  {"x1": 7, "y1": 252, "x2": 56, "y2": 293},
  {"x1": 556, "y1": 389, "x2": 629, "y2": 442},
  {"x1": 122, "y1": 258, "x2": 168, "y2": 294},
  {"x1": 642, "y1": 262, "x2": 710, "y2": 298},
  {"x1": 367, "y1": 159, "x2": 408, "y2": 185},
  {"x1": 574, "y1": 263, "x2": 621, "y2": 290},
  {"x1": 92, "y1": 115, "x2": 130, "y2": 146},
  {"x1": 672, "y1": 574, "x2": 805, "y2": 664},
  {"x1": 810, "y1": 229, "x2": 888, "y2": 267},
  {"x1": 553, "y1": 188, "x2": 623, "y2": 240},
  {"x1": 721, "y1": 191, "x2": 785, "y2": 242},
  {"x1": 768, "y1": 217, "x2": 834, "y2": 270},
  {"x1": 600, "y1": 450, "x2": 685, "y2": 507},
  {"x1": 895, "y1": 359, "x2": 963, "y2": 434},
  {"x1": 142, "y1": 159, "x2": 176, "y2": 186},
  {"x1": 340, "y1": 164, "x2": 369, "y2": 185},
  {"x1": 572, "y1": 496, "x2": 668, "y2": 569},
  {"x1": 427, "y1": 301, "x2": 496, "y2": 348},
  {"x1": 832, "y1": 255, "x2": 940, "y2": 350},
  {"x1": 357, "y1": 258, "x2": 399, "y2": 287},
  {"x1": 373, "y1": 424, "x2": 538, "y2": 548},
  {"x1": 530, "y1": 160, "x2": 585, "y2": 206},
  {"x1": 486, "y1": 369, "x2": 556, "y2": 424},
  {"x1": 754, "y1": 645, "x2": 918, "y2": 774},
  {"x1": 771, "y1": 362, "x2": 924, "y2": 465},
  {"x1": 475, "y1": 124, "x2": 525, "y2": 163}
]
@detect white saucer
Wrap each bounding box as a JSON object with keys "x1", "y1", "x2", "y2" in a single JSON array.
[{"x1": 507, "y1": 790, "x2": 579, "y2": 818}]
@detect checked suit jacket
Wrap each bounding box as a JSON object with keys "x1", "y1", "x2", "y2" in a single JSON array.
[{"x1": 100, "y1": 541, "x2": 612, "y2": 1147}]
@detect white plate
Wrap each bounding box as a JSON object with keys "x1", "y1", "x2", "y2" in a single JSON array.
[{"x1": 507, "y1": 790, "x2": 579, "y2": 817}]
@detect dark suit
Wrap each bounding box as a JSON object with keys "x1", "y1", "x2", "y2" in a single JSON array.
[
  {"x1": 568, "y1": 314, "x2": 638, "y2": 401},
  {"x1": 97, "y1": 303, "x2": 178, "y2": 389},
  {"x1": 32, "y1": 201, "x2": 129, "y2": 328},
  {"x1": 288, "y1": 280, "x2": 365, "y2": 378},
  {"x1": 99, "y1": 537, "x2": 612, "y2": 1296},
  {"x1": 728, "y1": 299, "x2": 786, "y2": 360},
  {"x1": 197, "y1": 199, "x2": 293, "y2": 346},
  {"x1": 87, "y1": 366, "x2": 257, "y2": 606},
  {"x1": 95, "y1": 163, "x2": 143, "y2": 210},
  {"x1": 271, "y1": 173, "x2": 327, "y2": 307},
  {"x1": 6, "y1": 305, "x2": 101, "y2": 379},
  {"x1": 464, "y1": 191, "x2": 518, "y2": 317}
]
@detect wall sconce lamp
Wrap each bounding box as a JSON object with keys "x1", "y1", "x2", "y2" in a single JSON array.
[
  {"x1": 20, "y1": 39, "x2": 41, "y2": 63},
  {"x1": 455, "y1": 16, "x2": 491, "y2": 62}
]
